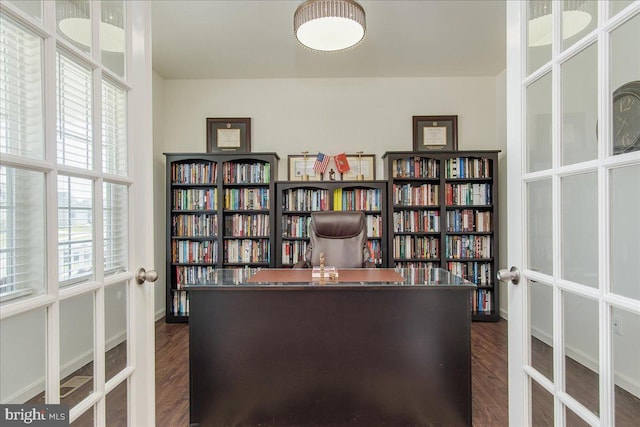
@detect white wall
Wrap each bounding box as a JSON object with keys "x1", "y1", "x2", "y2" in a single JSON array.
[
  {"x1": 153, "y1": 70, "x2": 167, "y2": 320},
  {"x1": 495, "y1": 69, "x2": 508, "y2": 318}
]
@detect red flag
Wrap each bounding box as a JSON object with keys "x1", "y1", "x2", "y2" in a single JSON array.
[
  {"x1": 334, "y1": 153, "x2": 350, "y2": 173},
  {"x1": 313, "y1": 152, "x2": 329, "y2": 174}
]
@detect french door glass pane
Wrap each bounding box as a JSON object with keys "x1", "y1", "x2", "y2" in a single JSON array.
[
  {"x1": 531, "y1": 379, "x2": 554, "y2": 426},
  {"x1": 56, "y1": 0, "x2": 91, "y2": 54},
  {"x1": 564, "y1": 291, "x2": 599, "y2": 416},
  {"x1": 610, "y1": 164, "x2": 640, "y2": 300},
  {"x1": 0, "y1": 13, "x2": 44, "y2": 160},
  {"x1": 0, "y1": 308, "x2": 46, "y2": 404},
  {"x1": 566, "y1": 406, "x2": 592, "y2": 426},
  {"x1": 103, "y1": 182, "x2": 128, "y2": 274},
  {"x1": 561, "y1": 43, "x2": 598, "y2": 165},
  {"x1": 6, "y1": 1, "x2": 42, "y2": 21},
  {"x1": 526, "y1": 73, "x2": 553, "y2": 172},
  {"x1": 610, "y1": 12, "x2": 640, "y2": 156},
  {"x1": 527, "y1": 0, "x2": 553, "y2": 75},
  {"x1": 562, "y1": 1, "x2": 598, "y2": 52},
  {"x1": 105, "y1": 282, "x2": 127, "y2": 381},
  {"x1": 105, "y1": 380, "x2": 127, "y2": 426},
  {"x1": 102, "y1": 79, "x2": 127, "y2": 175},
  {"x1": 530, "y1": 280, "x2": 554, "y2": 381},
  {"x1": 561, "y1": 172, "x2": 598, "y2": 288},
  {"x1": 612, "y1": 307, "x2": 640, "y2": 426},
  {"x1": 0, "y1": 166, "x2": 45, "y2": 302},
  {"x1": 100, "y1": 1, "x2": 125, "y2": 77},
  {"x1": 58, "y1": 175, "x2": 93, "y2": 285},
  {"x1": 60, "y1": 292, "x2": 95, "y2": 408},
  {"x1": 71, "y1": 407, "x2": 94, "y2": 426},
  {"x1": 56, "y1": 51, "x2": 93, "y2": 169},
  {"x1": 611, "y1": 0, "x2": 635, "y2": 16},
  {"x1": 527, "y1": 179, "x2": 553, "y2": 275}
]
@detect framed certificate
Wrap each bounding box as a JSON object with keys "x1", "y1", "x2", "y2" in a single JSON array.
[
  {"x1": 206, "y1": 118, "x2": 251, "y2": 153},
  {"x1": 413, "y1": 115, "x2": 458, "y2": 151}
]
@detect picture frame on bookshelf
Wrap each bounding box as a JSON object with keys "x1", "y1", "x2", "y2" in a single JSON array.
[
  {"x1": 288, "y1": 155, "x2": 322, "y2": 181},
  {"x1": 206, "y1": 117, "x2": 251, "y2": 153},
  {"x1": 413, "y1": 115, "x2": 458, "y2": 152},
  {"x1": 342, "y1": 154, "x2": 376, "y2": 180}
]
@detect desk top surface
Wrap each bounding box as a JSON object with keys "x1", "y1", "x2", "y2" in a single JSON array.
[{"x1": 185, "y1": 268, "x2": 475, "y2": 289}]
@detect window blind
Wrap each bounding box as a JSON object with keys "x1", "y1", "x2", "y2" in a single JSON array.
[
  {"x1": 58, "y1": 175, "x2": 93, "y2": 284},
  {"x1": 0, "y1": 166, "x2": 45, "y2": 298},
  {"x1": 56, "y1": 51, "x2": 93, "y2": 169},
  {"x1": 102, "y1": 79, "x2": 127, "y2": 176},
  {"x1": 103, "y1": 182, "x2": 127, "y2": 274},
  {"x1": 0, "y1": 13, "x2": 44, "y2": 160}
]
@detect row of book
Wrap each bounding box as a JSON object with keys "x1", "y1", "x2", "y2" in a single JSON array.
[
  {"x1": 445, "y1": 183, "x2": 492, "y2": 206},
  {"x1": 171, "y1": 161, "x2": 216, "y2": 184},
  {"x1": 367, "y1": 240, "x2": 384, "y2": 265},
  {"x1": 332, "y1": 188, "x2": 382, "y2": 211},
  {"x1": 224, "y1": 239, "x2": 270, "y2": 263},
  {"x1": 394, "y1": 261, "x2": 440, "y2": 269},
  {"x1": 282, "y1": 189, "x2": 330, "y2": 212},
  {"x1": 445, "y1": 157, "x2": 492, "y2": 179},
  {"x1": 472, "y1": 289, "x2": 493, "y2": 313},
  {"x1": 281, "y1": 215, "x2": 312, "y2": 238},
  {"x1": 281, "y1": 240, "x2": 307, "y2": 265},
  {"x1": 172, "y1": 214, "x2": 218, "y2": 237},
  {"x1": 393, "y1": 235, "x2": 440, "y2": 260},
  {"x1": 393, "y1": 209, "x2": 440, "y2": 233},
  {"x1": 171, "y1": 290, "x2": 189, "y2": 316},
  {"x1": 222, "y1": 162, "x2": 271, "y2": 184},
  {"x1": 445, "y1": 235, "x2": 492, "y2": 259},
  {"x1": 446, "y1": 210, "x2": 492, "y2": 232},
  {"x1": 223, "y1": 213, "x2": 270, "y2": 236},
  {"x1": 172, "y1": 240, "x2": 218, "y2": 263},
  {"x1": 223, "y1": 188, "x2": 270, "y2": 210},
  {"x1": 393, "y1": 183, "x2": 439, "y2": 206},
  {"x1": 447, "y1": 261, "x2": 493, "y2": 285},
  {"x1": 175, "y1": 266, "x2": 216, "y2": 288},
  {"x1": 391, "y1": 157, "x2": 440, "y2": 179},
  {"x1": 172, "y1": 188, "x2": 217, "y2": 211}
]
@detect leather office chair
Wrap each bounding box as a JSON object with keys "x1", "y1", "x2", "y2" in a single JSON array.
[{"x1": 295, "y1": 211, "x2": 374, "y2": 268}]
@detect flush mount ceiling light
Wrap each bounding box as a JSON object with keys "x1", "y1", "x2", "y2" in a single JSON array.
[
  {"x1": 57, "y1": 0, "x2": 124, "y2": 53},
  {"x1": 528, "y1": 0, "x2": 592, "y2": 47},
  {"x1": 294, "y1": 0, "x2": 366, "y2": 52}
]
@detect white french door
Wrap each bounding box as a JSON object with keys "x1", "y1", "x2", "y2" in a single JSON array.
[
  {"x1": 0, "y1": 1, "x2": 155, "y2": 426},
  {"x1": 506, "y1": 0, "x2": 640, "y2": 425}
]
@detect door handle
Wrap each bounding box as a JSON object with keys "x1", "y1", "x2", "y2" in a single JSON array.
[
  {"x1": 136, "y1": 267, "x2": 158, "y2": 285},
  {"x1": 497, "y1": 266, "x2": 520, "y2": 285}
]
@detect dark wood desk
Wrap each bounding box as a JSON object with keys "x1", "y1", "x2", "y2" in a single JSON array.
[{"x1": 188, "y1": 268, "x2": 474, "y2": 427}]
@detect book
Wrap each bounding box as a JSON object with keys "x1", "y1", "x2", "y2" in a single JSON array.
[{"x1": 312, "y1": 266, "x2": 338, "y2": 278}]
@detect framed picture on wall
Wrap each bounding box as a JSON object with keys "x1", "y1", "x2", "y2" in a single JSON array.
[
  {"x1": 206, "y1": 118, "x2": 251, "y2": 153},
  {"x1": 413, "y1": 115, "x2": 458, "y2": 151}
]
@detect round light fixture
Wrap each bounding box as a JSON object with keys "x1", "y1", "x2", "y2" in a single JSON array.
[
  {"x1": 58, "y1": 1, "x2": 124, "y2": 53},
  {"x1": 294, "y1": 0, "x2": 366, "y2": 52},
  {"x1": 528, "y1": 0, "x2": 592, "y2": 47}
]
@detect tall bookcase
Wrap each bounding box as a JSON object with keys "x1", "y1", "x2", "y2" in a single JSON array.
[
  {"x1": 383, "y1": 150, "x2": 499, "y2": 321},
  {"x1": 164, "y1": 152, "x2": 279, "y2": 322},
  {"x1": 275, "y1": 181, "x2": 388, "y2": 268}
]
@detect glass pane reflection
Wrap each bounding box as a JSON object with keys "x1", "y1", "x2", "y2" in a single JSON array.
[
  {"x1": 564, "y1": 292, "x2": 599, "y2": 416},
  {"x1": 531, "y1": 379, "x2": 554, "y2": 426},
  {"x1": 101, "y1": 0, "x2": 125, "y2": 77},
  {"x1": 527, "y1": 74, "x2": 553, "y2": 172},
  {"x1": 527, "y1": 179, "x2": 553, "y2": 275},
  {"x1": 106, "y1": 380, "x2": 128, "y2": 426},
  {"x1": 105, "y1": 282, "x2": 128, "y2": 381},
  {"x1": 530, "y1": 280, "x2": 553, "y2": 381},
  {"x1": 612, "y1": 307, "x2": 640, "y2": 426}
]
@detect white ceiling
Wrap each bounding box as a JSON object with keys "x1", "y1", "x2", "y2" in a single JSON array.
[{"x1": 151, "y1": 0, "x2": 506, "y2": 80}]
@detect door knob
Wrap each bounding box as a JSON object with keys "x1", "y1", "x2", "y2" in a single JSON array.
[
  {"x1": 136, "y1": 267, "x2": 158, "y2": 284},
  {"x1": 497, "y1": 266, "x2": 520, "y2": 285}
]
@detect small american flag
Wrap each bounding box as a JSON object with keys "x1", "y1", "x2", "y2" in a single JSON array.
[{"x1": 313, "y1": 153, "x2": 330, "y2": 174}]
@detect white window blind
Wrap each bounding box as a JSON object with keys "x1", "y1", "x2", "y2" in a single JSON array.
[
  {"x1": 102, "y1": 79, "x2": 127, "y2": 175},
  {"x1": 103, "y1": 182, "x2": 127, "y2": 274},
  {"x1": 0, "y1": 13, "x2": 44, "y2": 160},
  {"x1": 56, "y1": 51, "x2": 93, "y2": 169},
  {"x1": 0, "y1": 166, "x2": 45, "y2": 300},
  {"x1": 58, "y1": 175, "x2": 93, "y2": 284}
]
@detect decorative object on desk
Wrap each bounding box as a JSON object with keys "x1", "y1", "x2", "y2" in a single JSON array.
[
  {"x1": 313, "y1": 152, "x2": 330, "y2": 177},
  {"x1": 342, "y1": 153, "x2": 376, "y2": 180},
  {"x1": 334, "y1": 153, "x2": 350, "y2": 179},
  {"x1": 329, "y1": 168, "x2": 336, "y2": 180},
  {"x1": 206, "y1": 118, "x2": 251, "y2": 153},
  {"x1": 611, "y1": 80, "x2": 640, "y2": 155},
  {"x1": 294, "y1": 0, "x2": 366, "y2": 52},
  {"x1": 413, "y1": 115, "x2": 458, "y2": 152},
  {"x1": 288, "y1": 154, "x2": 320, "y2": 181}
]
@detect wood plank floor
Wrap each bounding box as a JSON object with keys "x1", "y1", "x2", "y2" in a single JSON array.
[{"x1": 155, "y1": 319, "x2": 511, "y2": 426}]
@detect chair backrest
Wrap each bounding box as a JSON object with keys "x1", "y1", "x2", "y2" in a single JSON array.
[{"x1": 304, "y1": 211, "x2": 371, "y2": 268}]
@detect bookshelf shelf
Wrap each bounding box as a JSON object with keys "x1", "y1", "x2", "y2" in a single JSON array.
[
  {"x1": 165, "y1": 152, "x2": 279, "y2": 323},
  {"x1": 383, "y1": 150, "x2": 500, "y2": 321}
]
